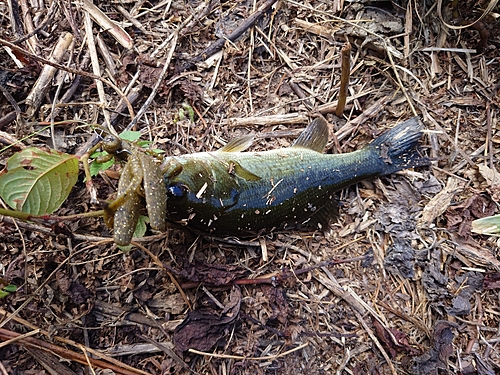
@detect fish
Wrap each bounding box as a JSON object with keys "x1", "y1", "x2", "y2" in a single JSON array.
[{"x1": 161, "y1": 116, "x2": 428, "y2": 236}]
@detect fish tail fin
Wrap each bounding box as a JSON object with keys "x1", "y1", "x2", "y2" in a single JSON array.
[{"x1": 369, "y1": 116, "x2": 429, "y2": 175}]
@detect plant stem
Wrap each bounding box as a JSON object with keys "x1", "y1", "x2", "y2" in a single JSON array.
[
  {"x1": 0, "y1": 207, "x2": 104, "y2": 223},
  {"x1": 335, "y1": 41, "x2": 351, "y2": 117}
]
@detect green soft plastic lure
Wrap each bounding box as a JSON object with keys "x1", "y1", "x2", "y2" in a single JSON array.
[{"x1": 160, "y1": 116, "x2": 428, "y2": 236}]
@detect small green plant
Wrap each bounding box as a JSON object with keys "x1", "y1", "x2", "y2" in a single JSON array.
[
  {"x1": 174, "y1": 102, "x2": 195, "y2": 123},
  {"x1": 0, "y1": 128, "x2": 165, "y2": 247},
  {"x1": 89, "y1": 130, "x2": 163, "y2": 177},
  {"x1": 0, "y1": 148, "x2": 79, "y2": 215},
  {"x1": 89, "y1": 130, "x2": 142, "y2": 177},
  {"x1": 0, "y1": 278, "x2": 17, "y2": 299}
]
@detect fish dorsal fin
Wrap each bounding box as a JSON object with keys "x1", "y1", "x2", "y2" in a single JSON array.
[
  {"x1": 291, "y1": 117, "x2": 329, "y2": 152},
  {"x1": 219, "y1": 135, "x2": 254, "y2": 152}
]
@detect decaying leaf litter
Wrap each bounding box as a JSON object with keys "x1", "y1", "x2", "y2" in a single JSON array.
[{"x1": 0, "y1": 0, "x2": 500, "y2": 373}]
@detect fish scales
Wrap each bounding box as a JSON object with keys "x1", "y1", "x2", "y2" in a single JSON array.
[{"x1": 162, "y1": 116, "x2": 428, "y2": 236}]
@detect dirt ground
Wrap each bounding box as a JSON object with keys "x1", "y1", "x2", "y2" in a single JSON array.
[{"x1": 1, "y1": 0, "x2": 500, "y2": 374}]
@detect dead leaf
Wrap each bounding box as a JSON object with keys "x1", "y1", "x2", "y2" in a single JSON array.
[
  {"x1": 447, "y1": 272, "x2": 484, "y2": 316},
  {"x1": 419, "y1": 177, "x2": 463, "y2": 227},
  {"x1": 421, "y1": 253, "x2": 449, "y2": 302},
  {"x1": 376, "y1": 202, "x2": 419, "y2": 239},
  {"x1": 175, "y1": 261, "x2": 249, "y2": 286},
  {"x1": 434, "y1": 321, "x2": 457, "y2": 361},
  {"x1": 449, "y1": 233, "x2": 500, "y2": 269},
  {"x1": 411, "y1": 321, "x2": 458, "y2": 374},
  {"x1": 414, "y1": 174, "x2": 442, "y2": 195},
  {"x1": 384, "y1": 240, "x2": 415, "y2": 279},
  {"x1": 484, "y1": 273, "x2": 500, "y2": 289},
  {"x1": 445, "y1": 194, "x2": 496, "y2": 238},
  {"x1": 478, "y1": 164, "x2": 500, "y2": 201},
  {"x1": 69, "y1": 282, "x2": 91, "y2": 306},
  {"x1": 373, "y1": 319, "x2": 416, "y2": 358},
  {"x1": 56, "y1": 271, "x2": 71, "y2": 295},
  {"x1": 262, "y1": 285, "x2": 289, "y2": 325},
  {"x1": 178, "y1": 79, "x2": 204, "y2": 106},
  {"x1": 174, "y1": 286, "x2": 241, "y2": 352}
]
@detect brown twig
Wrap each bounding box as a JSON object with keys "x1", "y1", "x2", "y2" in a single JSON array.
[
  {"x1": 44, "y1": 52, "x2": 91, "y2": 123},
  {"x1": 235, "y1": 255, "x2": 369, "y2": 285},
  {"x1": 289, "y1": 81, "x2": 314, "y2": 111},
  {"x1": 7, "y1": 0, "x2": 23, "y2": 38},
  {"x1": 132, "y1": 241, "x2": 192, "y2": 311},
  {"x1": 24, "y1": 32, "x2": 74, "y2": 118},
  {"x1": 224, "y1": 113, "x2": 308, "y2": 127},
  {"x1": 11, "y1": 1, "x2": 59, "y2": 45},
  {"x1": 486, "y1": 102, "x2": 493, "y2": 169},
  {"x1": 188, "y1": 343, "x2": 309, "y2": 360},
  {"x1": 0, "y1": 37, "x2": 134, "y2": 120},
  {"x1": 182, "y1": 0, "x2": 279, "y2": 71},
  {"x1": 0, "y1": 328, "x2": 148, "y2": 375},
  {"x1": 0, "y1": 83, "x2": 22, "y2": 115},
  {"x1": 18, "y1": 0, "x2": 39, "y2": 54},
  {"x1": 138, "y1": 334, "x2": 189, "y2": 371},
  {"x1": 353, "y1": 311, "x2": 397, "y2": 375},
  {"x1": 125, "y1": 32, "x2": 179, "y2": 131},
  {"x1": 81, "y1": 0, "x2": 133, "y2": 49},
  {"x1": 0, "y1": 111, "x2": 18, "y2": 129},
  {"x1": 335, "y1": 41, "x2": 351, "y2": 117},
  {"x1": 26, "y1": 347, "x2": 78, "y2": 375},
  {"x1": 83, "y1": 10, "x2": 115, "y2": 135}
]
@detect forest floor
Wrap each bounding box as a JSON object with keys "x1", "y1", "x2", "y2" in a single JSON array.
[{"x1": 1, "y1": 0, "x2": 500, "y2": 374}]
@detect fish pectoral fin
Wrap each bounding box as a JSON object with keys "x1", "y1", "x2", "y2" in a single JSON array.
[
  {"x1": 231, "y1": 160, "x2": 261, "y2": 181},
  {"x1": 219, "y1": 135, "x2": 255, "y2": 152},
  {"x1": 300, "y1": 199, "x2": 339, "y2": 231},
  {"x1": 291, "y1": 116, "x2": 329, "y2": 152},
  {"x1": 312, "y1": 201, "x2": 339, "y2": 229}
]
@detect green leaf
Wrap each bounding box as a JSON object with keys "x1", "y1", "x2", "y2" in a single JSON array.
[
  {"x1": 136, "y1": 140, "x2": 152, "y2": 148},
  {"x1": 0, "y1": 147, "x2": 79, "y2": 215},
  {"x1": 119, "y1": 130, "x2": 142, "y2": 142},
  {"x1": 176, "y1": 108, "x2": 185, "y2": 122},
  {"x1": 117, "y1": 215, "x2": 149, "y2": 252},
  {"x1": 89, "y1": 158, "x2": 115, "y2": 177},
  {"x1": 135, "y1": 215, "x2": 149, "y2": 238},
  {"x1": 3, "y1": 284, "x2": 17, "y2": 293},
  {"x1": 0, "y1": 281, "x2": 15, "y2": 298},
  {"x1": 90, "y1": 150, "x2": 108, "y2": 159},
  {"x1": 182, "y1": 103, "x2": 195, "y2": 122}
]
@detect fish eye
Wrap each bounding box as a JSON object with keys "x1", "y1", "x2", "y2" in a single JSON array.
[{"x1": 167, "y1": 184, "x2": 186, "y2": 198}]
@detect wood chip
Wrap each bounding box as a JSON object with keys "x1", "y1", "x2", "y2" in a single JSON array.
[{"x1": 418, "y1": 177, "x2": 464, "y2": 227}]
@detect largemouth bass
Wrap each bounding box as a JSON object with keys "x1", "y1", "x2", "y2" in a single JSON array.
[{"x1": 161, "y1": 117, "x2": 428, "y2": 236}]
